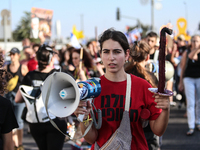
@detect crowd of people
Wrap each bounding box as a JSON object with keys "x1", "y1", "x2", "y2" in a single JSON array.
[{"x1": 0, "y1": 27, "x2": 199, "y2": 150}]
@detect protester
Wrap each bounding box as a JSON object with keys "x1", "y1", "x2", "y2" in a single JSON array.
[
  {"x1": 0, "y1": 52, "x2": 19, "y2": 150},
  {"x1": 15, "y1": 44, "x2": 67, "y2": 150},
  {"x1": 86, "y1": 41, "x2": 100, "y2": 59},
  {"x1": 32, "y1": 43, "x2": 40, "y2": 52},
  {"x1": 20, "y1": 46, "x2": 38, "y2": 71},
  {"x1": 146, "y1": 31, "x2": 158, "y2": 60},
  {"x1": 178, "y1": 35, "x2": 200, "y2": 135},
  {"x1": 125, "y1": 41, "x2": 159, "y2": 150},
  {"x1": 71, "y1": 48, "x2": 97, "y2": 81},
  {"x1": 61, "y1": 49, "x2": 75, "y2": 74},
  {"x1": 177, "y1": 35, "x2": 187, "y2": 56},
  {"x1": 4, "y1": 47, "x2": 28, "y2": 150},
  {"x1": 74, "y1": 28, "x2": 170, "y2": 149},
  {"x1": 170, "y1": 41, "x2": 187, "y2": 109}
]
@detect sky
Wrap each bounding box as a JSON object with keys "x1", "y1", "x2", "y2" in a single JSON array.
[{"x1": 0, "y1": 0, "x2": 200, "y2": 40}]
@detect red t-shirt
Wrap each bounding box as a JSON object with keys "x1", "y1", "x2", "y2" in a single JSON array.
[
  {"x1": 91, "y1": 74, "x2": 162, "y2": 150},
  {"x1": 27, "y1": 57, "x2": 38, "y2": 71}
]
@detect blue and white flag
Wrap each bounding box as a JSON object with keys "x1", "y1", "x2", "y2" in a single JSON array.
[{"x1": 70, "y1": 33, "x2": 81, "y2": 49}]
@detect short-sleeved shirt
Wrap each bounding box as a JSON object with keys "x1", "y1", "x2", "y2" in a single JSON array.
[
  {"x1": 0, "y1": 96, "x2": 18, "y2": 149},
  {"x1": 21, "y1": 69, "x2": 58, "y2": 86},
  {"x1": 27, "y1": 57, "x2": 38, "y2": 71},
  {"x1": 91, "y1": 74, "x2": 162, "y2": 150}
]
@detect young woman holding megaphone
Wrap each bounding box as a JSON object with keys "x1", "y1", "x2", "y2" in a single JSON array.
[
  {"x1": 74, "y1": 28, "x2": 171, "y2": 150},
  {"x1": 15, "y1": 44, "x2": 67, "y2": 150}
]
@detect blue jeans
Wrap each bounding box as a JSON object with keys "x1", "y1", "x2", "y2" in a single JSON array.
[
  {"x1": 5, "y1": 92, "x2": 25, "y2": 129},
  {"x1": 183, "y1": 77, "x2": 200, "y2": 129}
]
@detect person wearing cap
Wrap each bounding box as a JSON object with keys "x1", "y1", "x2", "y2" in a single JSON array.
[
  {"x1": 15, "y1": 44, "x2": 67, "y2": 150},
  {"x1": 4, "y1": 47, "x2": 28, "y2": 150}
]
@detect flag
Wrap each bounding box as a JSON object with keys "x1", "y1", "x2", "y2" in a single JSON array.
[
  {"x1": 70, "y1": 33, "x2": 81, "y2": 49},
  {"x1": 72, "y1": 25, "x2": 84, "y2": 39}
]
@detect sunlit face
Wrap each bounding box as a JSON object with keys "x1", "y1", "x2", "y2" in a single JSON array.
[
  {"x1": 24, "y1": 48, "x2": 35, "y2": 59},
  {"x1": 72, "y1": 52, "x2": 80, "y2": 67},
  {"x1": 146, "y1": 36, "x2": 157, "y2": 49},
  {"x1": 10, "y1": 53, "x2": 20, "y2": 62},
  {"x1": 191, "y1": 36, "x2": 200, "y2": 49},
  {"x1": 33, "y1": 46, "x2": 39, "y2": 52},
  {"x1": 101, "y1": 39, "x2": 129, "y2": 74}
]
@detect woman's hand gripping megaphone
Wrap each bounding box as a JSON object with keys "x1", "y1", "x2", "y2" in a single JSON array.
[{"x1": 74, "y1": 98, "x2": 93, "y2": 122}]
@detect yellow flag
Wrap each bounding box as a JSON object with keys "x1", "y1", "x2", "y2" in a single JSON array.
[{"x1": 72, "y1": 25, "x2": 84, "y2": 39}]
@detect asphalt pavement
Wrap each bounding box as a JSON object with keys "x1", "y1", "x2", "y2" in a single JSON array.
[
  {"x1": 22, "y1": 101, "x2": 200, "y2": 150},
  {"x1": 160, "y1": 102, "x2": 200, "y2": 150}
]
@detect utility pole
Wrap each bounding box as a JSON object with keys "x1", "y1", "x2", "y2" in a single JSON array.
[
  {"x1": 184, "y1": 2, "x2": 188, "y2": 29},
  {"x1": 9, "y1": 0, "x2": 12, "y2": 41},
  {"x1": 151, "y1": 0, "x2": 154, "y2": 31},
  {"x1": 80, "y1": 14, "x2": 84, "y2": 32}
]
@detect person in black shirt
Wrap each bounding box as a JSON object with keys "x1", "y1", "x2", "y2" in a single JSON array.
[
  {"x1": 4, "y1": 47, "x2": 28, "y2": 150},
  {"x1": 0, "y1": 52, "x2": 19, "y2": 150},
  {"x1": 15, "y1": 45, "x2": 67, "y2": 150}
]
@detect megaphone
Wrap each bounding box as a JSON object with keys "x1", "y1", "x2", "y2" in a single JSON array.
[
  {"x1": 41, "y1": 72, "x2": 101, "y2": 122},
  {"x1": 146, "y1": 60, "x2": 174, "y2": 81}
]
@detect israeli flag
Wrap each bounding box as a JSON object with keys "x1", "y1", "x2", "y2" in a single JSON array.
[{"x1": 70, "y1": 33, "x2": 81, "y2": 49}]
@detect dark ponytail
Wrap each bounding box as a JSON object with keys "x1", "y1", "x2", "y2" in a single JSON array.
[
  {"x1": 125, "y1": 41, "x2": 157, "y2": 88},
  {"x1": 36, "y1": 45, "x2": 54, "y2": 71}
]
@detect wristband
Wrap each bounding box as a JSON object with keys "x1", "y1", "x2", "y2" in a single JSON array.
[{"x1": 83, "y1": 116, "x2": 92, "y2": 126}]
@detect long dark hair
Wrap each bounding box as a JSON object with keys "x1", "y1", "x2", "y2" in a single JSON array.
[
  {"x1": 72, "y1": 48, "x2": 94, "y2": 69},
  {"x1": 125, "y1": 41, "x2": 157, "y2": 88},
  {"x1": 0, "y1": 53, "x2": 12, "y2": 94}
]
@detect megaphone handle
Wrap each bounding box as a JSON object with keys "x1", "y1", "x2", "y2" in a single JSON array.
[
  {"x1": 77, "y1": 98, "x2": 93, "y2": 122},
  {"x1": 77, "y1": 106, "x2": 86, "y2": 122}
]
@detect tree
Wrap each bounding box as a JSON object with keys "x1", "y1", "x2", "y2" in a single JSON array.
[
  {"x1": 12, "y1": 12, "x2": 31, "y2": 41},
  {"x1": 12, "y1": 11, "x2": 40, "y2": 43}
]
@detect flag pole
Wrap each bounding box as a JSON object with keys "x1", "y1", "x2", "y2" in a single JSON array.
[
  {"x1": 79, "y1": 47, "x2": 83, "y2": 70},
  {"x1": 94, "y1": 26, "x2": 98, "y2": 60}
]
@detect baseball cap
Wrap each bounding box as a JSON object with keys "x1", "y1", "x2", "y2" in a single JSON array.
[{"x1": 9, "y1": 47, "x2": 20, "y2": 55}]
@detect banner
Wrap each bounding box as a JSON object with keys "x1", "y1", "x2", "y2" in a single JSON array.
[{"x1": 31, "y1": 7, "x2": 53, "y2": 39}]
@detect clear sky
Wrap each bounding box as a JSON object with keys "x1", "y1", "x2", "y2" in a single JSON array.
[{"x1": 0, "y1": 0, "x2": 200, "y2": 40}]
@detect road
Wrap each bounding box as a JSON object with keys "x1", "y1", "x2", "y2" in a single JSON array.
[{"x1": 22, "y1": 103, "x2": 200, "y2": 150}]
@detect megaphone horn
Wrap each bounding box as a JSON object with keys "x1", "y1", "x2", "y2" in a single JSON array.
[{"x1": 41, "y1": 72, "x2": 101, "y2": 119}]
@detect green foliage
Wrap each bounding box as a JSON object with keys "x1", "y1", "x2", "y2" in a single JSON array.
[
  {"x1": 12, "y1": 11, "x2": 40, "y2": 43},
  {"x1": 12, "y1": 11, "x2": 31, "y2": 41}
]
